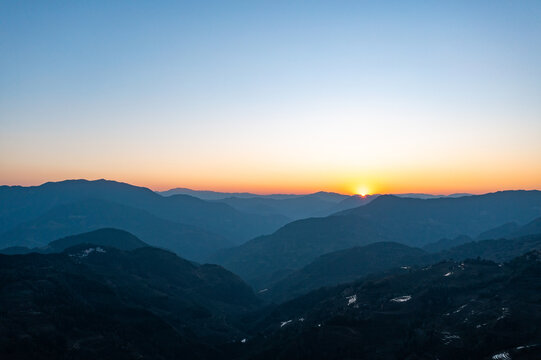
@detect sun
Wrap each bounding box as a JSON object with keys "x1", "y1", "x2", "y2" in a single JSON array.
[{"x1": 356, "y1": 185, "x2": 370, "y2": 197}]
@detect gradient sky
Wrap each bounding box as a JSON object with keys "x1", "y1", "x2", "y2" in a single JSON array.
[{"x1": 1, "y1": 1, "x2": 540, "y2": 195}]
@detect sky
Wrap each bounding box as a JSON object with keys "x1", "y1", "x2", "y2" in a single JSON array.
[{"x1": 1, "y1": 0, "x2": 540, "y2": 195}]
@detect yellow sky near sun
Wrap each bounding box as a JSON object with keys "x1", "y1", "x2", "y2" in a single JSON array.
[
  {"x1": 2, "y1": 152, "x2": 540, "y2": 195},
  {"x1": 1, "y1": 84, "x2": 540, "y2": 195}
]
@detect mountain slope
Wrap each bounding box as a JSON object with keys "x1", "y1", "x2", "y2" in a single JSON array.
[
  {"x1": 338, "y1": 190, "x2": 541, "y2": 246},
  {"x1": 424, "y1": 216, "x2": 541, "y2": 252},
  {"x1": 1, "y1": 229, "x2": 540, "y2": 359},
  {"x1": 476, "y1": 222, "x2": 520, "y2": 240},
  {"x1": 511, "y1": 216, "x2": 541, "y2": 237},
  {"x1": 213, "y1": 191, "x2": 541, "y2": 286},
  {"x1": 214, "y1": 194, "x2": 340, "y2": 220},
  {"x1": 422, "y1": 235, "x2": 473, "y2": 253},
  {"x1": 237, "y1": 252, "x2": 541, "y2": 359},
  {"x1": 212, "y1": 216, "x2": 388, "y2": 287},
  {"x1": 0, "y1": 252, "x2": 215, "y2": 359},
  {"x1": 0, "y1": 179, "x2": 289, "y2": 243},
  {"x1": 0, "y1": 244, "x2": 260, "y2": 359},
  {"x1": 265, "y1": 234, "x2": 541, "y2": 304},
  {"x1": 265, "y1": 242, "x2": 428, "y2": 303},
  {"x1": 0, "y1": 199, "x2": 231, "y2": 262},
  {"x1": 439, "y1": 234, "x2": 541, "y2": 263}
]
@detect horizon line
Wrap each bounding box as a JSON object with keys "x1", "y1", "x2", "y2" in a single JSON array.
[{"x1": 1, "y1": 178, "x2": 540, "y2": 197}]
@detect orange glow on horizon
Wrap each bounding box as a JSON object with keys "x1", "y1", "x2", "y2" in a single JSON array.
[
  {"x1": 3, "y1": 175, "x2": 540, "y2": 197},
  {"x1": 1, "y1": 163, "x2": 540, "y2": 196},
  {"x1": 355, "y1": 185, "x2": 371, "y2": 197}
]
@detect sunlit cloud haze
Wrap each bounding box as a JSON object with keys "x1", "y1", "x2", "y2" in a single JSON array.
[{"x1": 1, "y1": 1, "x2": 540, "y2": 194}]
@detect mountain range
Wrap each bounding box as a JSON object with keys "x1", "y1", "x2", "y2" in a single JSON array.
[
  {"x1": 212, "y1": 191, "x2": 541, "y2": 287},
  {"x1": 0, "y1": 180, "x2": 488, "y2": 263},
  {"x1": 263, "y1": 232, "x2": 541, "y2": 303},
  {"x1": 159, "y1": 188, "x2": 473, "y2": 221},
  {"x1": 161, "y1": 189, "x2": 373, "y2": 220},
  {"x1": 159, "y1": 188, "x2": 338, "y2": 200},
  {"x1": 0, "y1": 180, "x2": 292, "y2": 260},
  {"x1": 2, "y1": 179, "x2": 541, "y2": 359},
  {"x1": 1, "y1": 227, "x2": 539, "y2": 359}
]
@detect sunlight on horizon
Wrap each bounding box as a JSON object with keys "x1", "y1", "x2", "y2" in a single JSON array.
[{"x1": 355, "y1": 185, "x2": 370, "y2": 197}]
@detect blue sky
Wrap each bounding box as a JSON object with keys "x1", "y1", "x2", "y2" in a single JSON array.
[{"x1": 1, "y1": 1, "x2": 540, "y2": 193}]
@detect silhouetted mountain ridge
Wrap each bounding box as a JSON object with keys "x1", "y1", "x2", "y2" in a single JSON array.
[
  {"x1": 213, "y1": 191, "x2": 541, "y2": 287},
  {"x1": 0, "y1": 179, "x2": 289, "y2": 244}
]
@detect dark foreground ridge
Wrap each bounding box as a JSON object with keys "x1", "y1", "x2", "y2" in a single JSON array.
[
  {"x1": 236, "y1": 251, "x2": 541, "y2": 359},
  {"x1": 1, "y1": 232, "x2": 540, "y2": 359},
  {"x1": 0, "y1": 238, "x2": 260, "y2": 359}
]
